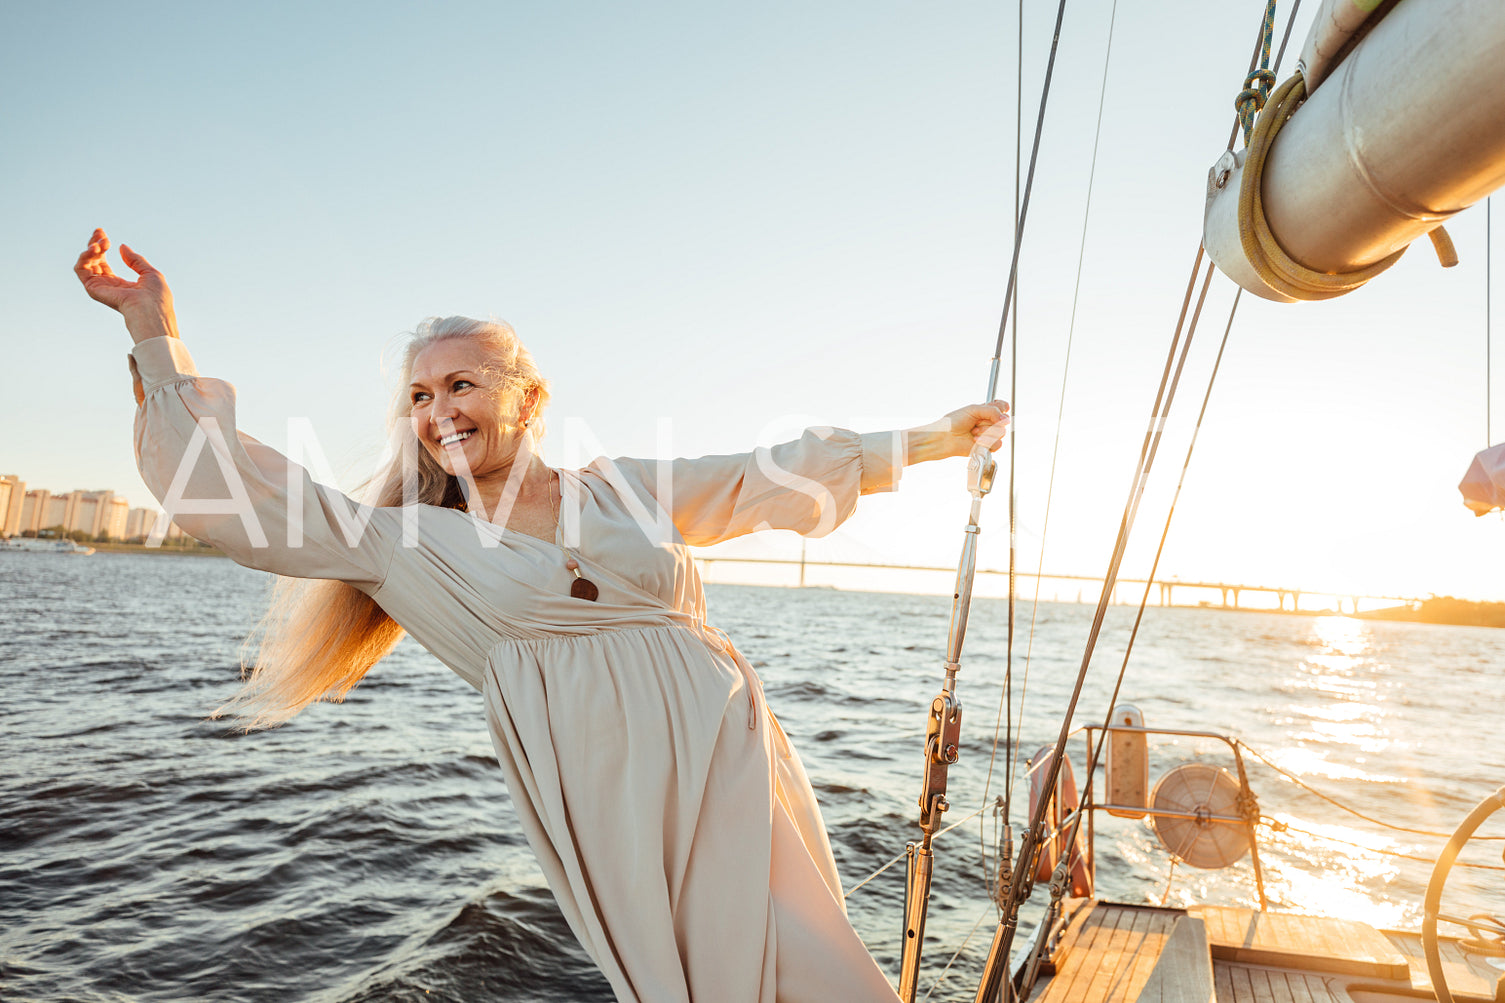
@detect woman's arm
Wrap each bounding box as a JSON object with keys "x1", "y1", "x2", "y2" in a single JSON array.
[
  {"x1": 75, "y1": 229, "x2": 400, "y2": 588},
  {"x1": 594, "y1": 402, "x2": 1011, "y2": 548}
]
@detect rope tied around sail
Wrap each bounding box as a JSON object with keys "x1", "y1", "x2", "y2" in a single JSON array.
[
  {"x1": 1234, "y1": 0, "x2": 1279, "y2": 145},
  {"x1": 1234, "y1": 67, "x2": 1277, "y2": 143},
  {"x1": 1234, "y1": 68, "x2": 1461, "y2": 301}
]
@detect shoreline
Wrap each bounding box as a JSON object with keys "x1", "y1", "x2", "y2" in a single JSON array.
[
  {"x1": 24, "y1": 546, "x2": 1504, "y2": 627},
  {"x1": 89, "y1": 542, "x2": 228, "y2": 558}
]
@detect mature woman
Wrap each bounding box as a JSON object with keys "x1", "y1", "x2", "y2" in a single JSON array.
[{"x1": 75, "y1": 228, "x2": 1009, "y2": 1003}]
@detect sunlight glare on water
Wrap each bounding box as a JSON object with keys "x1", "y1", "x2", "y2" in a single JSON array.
[
  {"x1": 1291, "y1": 616, "x2": 1392, "y2": 754},
  {"x1": 1264, "y1": 812, "x2": 1410, "y2": 927},
  {"x1": 1313, "y1": 615, "x2": 1371, "y2": 659}
]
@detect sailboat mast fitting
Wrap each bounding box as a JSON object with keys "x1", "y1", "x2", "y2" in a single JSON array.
[
  {"x1": 947, "y1": 451, "x2": 1000, "y2": 683},
  {"x1": 898, "y1": 446, "x2": 997, "y2": 1002}
]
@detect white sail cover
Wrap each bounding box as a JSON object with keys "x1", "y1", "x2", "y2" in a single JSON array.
[{"x1": 1459, "y1": 442, "x2": 1505, "y2": 514}]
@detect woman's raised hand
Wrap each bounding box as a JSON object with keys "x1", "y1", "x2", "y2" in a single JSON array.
[
  {"x1": 74, "y1": 228, "x2": 180, "y2": 344},
  {"x1": 905, "y1": 401, "x2": 1011, "y2": 464},
  {"x1": 944, "y1": 400, "x2": 1010, "y2": 455}
]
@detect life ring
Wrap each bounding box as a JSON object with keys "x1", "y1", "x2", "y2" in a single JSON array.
[{"x1": 1027, "y1": 744, "x2": 1092, "y2": 897}]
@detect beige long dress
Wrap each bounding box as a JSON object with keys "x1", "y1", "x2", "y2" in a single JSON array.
[{"x1": 129, "y1": 336, "x2": 905, "y2": 1002}]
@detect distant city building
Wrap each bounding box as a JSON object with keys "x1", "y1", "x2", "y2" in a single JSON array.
[
  {"x1": 18, "y1": 489, "x2": 52, "y2": 535},
  {"x1": 45, "y1": 491, "x2": 78, "y2": 533},
  {"x1": 0, "y1": 475, "x2": 22, "y2": 537},
  {"x1": 65, "y1": 490, "x2": 123, "y2": 538},
  {"x1": 124, "y1": 508, "x2": 160, "y2": 541},
  {"x1": 5, "y1": 480, "x2": 164, "y2": 542},
  {"x1": 74, "y1": 491, "x2": 103, "y2": 536},
  {"x1": 104, "y1": 497, "x2": 129, "y2": 540}
]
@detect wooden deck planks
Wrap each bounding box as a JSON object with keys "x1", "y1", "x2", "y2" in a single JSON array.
[
  {"x1": 1079, "y1": 905, "x2": 1139, "y2": 1003},
  {"x1": 1126, "y1": 911, "x2": 1182, "y2": 1003},
  {"x1": 1137, "y1": 917, "x2": 1216, "y2": 1003},
  {"x1": 1214, "y1": 960, "x2": 1236, "y2": 1003},
  {"x1": 1037, "y1": 904, "x2": 1193, "y2": 1003},
  {"x1": 1039, "y1": 904, "x2": 1121, "y2": 1003},
  {"x1": 1212, "y1": 964, "x2": 1348, "y2": 1003},
  {"x1": 1384, "y1": 929, "x2": 1502, "y2": 1001},
  {"x1": 1248, "y1": 965, "x2": 1279, "y2": 1003},
  {"x1": 1280, "y1": 969, "x2": 1320, "y2": 1003},
  {"x1": 1188, "y1": 906, "x2": 1410, "y2": 980}
]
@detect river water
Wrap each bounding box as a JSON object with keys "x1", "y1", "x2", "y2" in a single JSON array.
[{"x1": 2, "y1": 551, "x2": 1501, "y2": 1002}]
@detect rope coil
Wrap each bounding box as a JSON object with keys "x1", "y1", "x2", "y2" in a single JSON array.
[
  {"x1": 1233, "y1": 68, "x2": 1460, "y2": 301},
  {"x1": 1237, "y1": 71, "x2": 1405, "y2": 299}
]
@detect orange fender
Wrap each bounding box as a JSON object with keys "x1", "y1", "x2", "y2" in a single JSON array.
[{"x1": 1026, "y1": 744, "x2": 1092, "y2": 897}]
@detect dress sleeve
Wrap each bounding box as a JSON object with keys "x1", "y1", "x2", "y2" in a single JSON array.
[
  {"x1": 591, "y1": 427, "x2": 905, "y2": 548},
  {"x1": 129, "y1": 336, "x2": 399, "y2": 589}
]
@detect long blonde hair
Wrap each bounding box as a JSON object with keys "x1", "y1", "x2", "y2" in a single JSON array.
[{"x1": 217, "y1": 316, "x2": 550, "y2": 728}]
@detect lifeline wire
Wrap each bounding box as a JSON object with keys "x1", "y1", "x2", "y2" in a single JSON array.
[
  {"x1": 944, "y1": 0, "x2": 1069, "y2": 923},
  {"x1": 1003, "y1": 0, "x2": 1022, "y2": 823},
  {"x1": 1274, "y1": 823, "x2": 1505, "y2": 872},
  {"x1": 921, "y1": 900, "x2": 996, "y2": 1002},
  {"x1": 844, "y1": 802, "x2": 990, "y2": 900},
  {"x1": 1241, "y1": 743, "x2": 1505, "y2": 840},
  {"x1": 982, "y1": 0, "x2": 1026, "y2": 903}
]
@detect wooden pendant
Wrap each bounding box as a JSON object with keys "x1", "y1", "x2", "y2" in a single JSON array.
[{"x1": 566, "y1": 557, "x2": 599, "y2": 602}]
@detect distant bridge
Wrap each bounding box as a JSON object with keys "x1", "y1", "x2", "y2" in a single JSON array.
[{"x1": 692, "y1": 556, "x2": 1421, "y2": 613}]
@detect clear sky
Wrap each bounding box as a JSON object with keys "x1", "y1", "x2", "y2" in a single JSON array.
[{"x1": 3, "y1": 1, "x2": 1501, "y2": 600}]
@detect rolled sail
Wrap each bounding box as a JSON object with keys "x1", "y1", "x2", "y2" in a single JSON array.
[{"x1": 1204, "y1": 0, "x2": 1505, "y2": 302}]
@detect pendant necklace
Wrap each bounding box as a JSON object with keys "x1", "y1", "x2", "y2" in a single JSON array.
[{"x1": 550, "y1": 471, "x2": 599, "y2": 602}]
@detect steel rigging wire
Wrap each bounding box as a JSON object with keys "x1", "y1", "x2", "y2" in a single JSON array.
[
  {"x1": 986, "y1": 0, "x2": 1299, "y2": 885},
  {"x1": 977, "y1": 0, "x2": 1122, "y2": 919},
  {"x1": 972, "y1": 0, "x2": 1309, "y2": 997},
  {"x1": 896, "y1": 0, "x2": 1071, "y2": 997}
]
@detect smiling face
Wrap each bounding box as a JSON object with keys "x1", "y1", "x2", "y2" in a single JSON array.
[{"x1": 408, "y1": 337, "x2": 533, "y2": 479}]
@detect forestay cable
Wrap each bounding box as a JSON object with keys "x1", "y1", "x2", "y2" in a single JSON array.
[
  {"x1": 976, "y1": 3, "x2": 1313, "y2": 997},
  {"x1": 1004, "y1": 7, "x2": 1312, "y2": 984},
  {"x1": 973, "y1": 245, "x2": 1217, "y2": 1003},
  {"x1": 978, "y1": 0, "x2": 1123, "y2": 912}
]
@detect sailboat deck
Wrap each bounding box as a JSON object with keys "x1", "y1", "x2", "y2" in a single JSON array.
[
  {"x1": 1190, "y1": 906, "x2": 1410, "y2": 980},
  {"x1": 1028, "y1": 901, "x2": 1504, "y2": 1003},
  {"x1": 1213, "y1": 963, "x2": 1347, "y2": 1003},
  {"x1": 1384, "y1": 929, "x2": 1503, "y2": 1001},
  {"x1": 1035, "y1": 903, "x2": 1206, "y2": 1003}
]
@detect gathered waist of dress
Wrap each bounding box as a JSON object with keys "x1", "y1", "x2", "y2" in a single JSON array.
[{"x1": 485, "y1": 620, "x2": 764, "y2": 730}]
